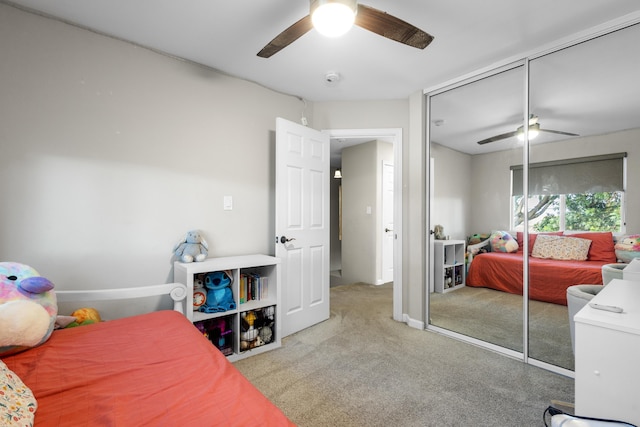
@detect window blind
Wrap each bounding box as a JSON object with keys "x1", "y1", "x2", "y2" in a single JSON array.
[{"x1": 511, "y1": 152, "x2": 626, "y2": 196}]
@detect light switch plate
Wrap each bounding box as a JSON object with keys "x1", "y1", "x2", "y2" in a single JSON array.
[{"x1": 223, "y1": 196, "x2": 233, "y2": 210}]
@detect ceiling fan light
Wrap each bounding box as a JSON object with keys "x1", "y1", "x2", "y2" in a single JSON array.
[
  {"x1": 516, "y1": 123, "x2": 540, "y2": 141},
  {"x1": 311, "y1": 0, "x2": 357, "y2": 38}
]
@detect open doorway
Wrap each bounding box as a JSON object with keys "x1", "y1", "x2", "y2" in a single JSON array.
[{"x1": 325, "y1": 128, "x2": 403, "y2": 322}]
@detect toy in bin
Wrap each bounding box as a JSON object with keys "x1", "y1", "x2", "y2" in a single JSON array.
[
  {"x1": 195, "y1": 317, "x2": 233, "y2": 356},
  {"x1": 240, "y1": 306, "x2": 275, "y2": 351}
]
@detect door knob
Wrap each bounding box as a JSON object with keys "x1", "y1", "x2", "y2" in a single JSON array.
[
  {"x1": 385, "y1": 228, "x2": 393, "y2": 233},
  {"x1": 280, "y1": 236, "x2": 296, "y2": 244}
]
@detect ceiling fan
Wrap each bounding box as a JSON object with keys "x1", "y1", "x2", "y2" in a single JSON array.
[
  {"x1": 476, "y1": 115, "x2": 579, "y2": 145},
  {"x1": 257, "y1": 0, "x2": 434, "y2": 58}
]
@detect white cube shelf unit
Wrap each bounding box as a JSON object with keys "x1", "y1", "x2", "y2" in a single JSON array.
[
  {"x1": 434, "y1": 240, "x2": 466, "y2": 293},
  {"x1": 174, "y1": 254, "x2": 281, "y2": 362}
]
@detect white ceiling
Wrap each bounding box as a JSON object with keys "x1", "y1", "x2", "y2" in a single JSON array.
[{"x1": 4, "y1": 0, "x2": 640, "y2": 103}]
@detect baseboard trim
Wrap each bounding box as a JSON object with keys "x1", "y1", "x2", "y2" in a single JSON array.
[{"x1": 403, "y1": 314, "x2": 424, "y2": 330}]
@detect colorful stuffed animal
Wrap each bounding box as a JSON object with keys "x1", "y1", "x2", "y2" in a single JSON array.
[
  {"x1": 0, "y1": 262, "x2": 57, "y2": 356},
  {"x1": 173, "y1": 230, "x2": 209, "y2": 263},
  {"x1": 615, "y1": 234, "x2": 640, "y2": 263},
  {"x1": 489, "y1": 230, "x2": 519, "y2": 253},
  {"x1": 200, "y1": 270, "x2": 235, "y2": 313}
]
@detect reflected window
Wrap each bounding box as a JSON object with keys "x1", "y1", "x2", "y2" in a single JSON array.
[
  {"x1": 511, "y1": 153, "x2": 626, "y2": 232},
  {"x1": 513, "y1": 191, "x2": 623, "y2": 232}
]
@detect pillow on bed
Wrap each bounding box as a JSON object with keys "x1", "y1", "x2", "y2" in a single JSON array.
[
  {"x1": 1, "y1": 359, "x2": 37, "y2": 426},
  {"x1": 566, "y1": 232, "x2": 616, "y2": 262},
  {"x1": 516, "y1": 231, "x2": 564, "y2": 253},
  {"x1": 489, "y1": 230, "x2": 518, "y2": 253},
  {"x1": 531, "y1": 235, "x2": 592, "y2": 261}
]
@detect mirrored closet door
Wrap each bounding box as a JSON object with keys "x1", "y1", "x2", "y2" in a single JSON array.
[
  {"x1": 527, "y1": 21, "x2": 640, "y2": 370},
  {"x1": 427, "y1": 64, "x2": 525, "y2": 353},
  {"x1": 427, "y1": 19, "x2": 640, "y2": 372}
]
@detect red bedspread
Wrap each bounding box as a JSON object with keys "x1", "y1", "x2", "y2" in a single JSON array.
[
  {"x1": 466, "y1": 252, "x2": 605, "y2": 305},
  {"x1": 3, "y1": 310, "x2": 295, "y2": 427}
]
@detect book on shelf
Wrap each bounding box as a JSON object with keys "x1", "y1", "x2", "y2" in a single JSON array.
[{"x1": 240, "y1": 272, "x2": 269, "y2": 304}]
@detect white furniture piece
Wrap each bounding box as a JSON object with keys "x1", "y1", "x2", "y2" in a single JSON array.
[
  {"x1": 551, "y1": 414, "x2": 634, "y2": 426},
  {"x1": 574, "y1": 279, "x2": 640, "y2": 426},
  {"x1": 174, "y1": 254, "x2": 281, "y2": 361},
  {"x1": 57, "y1": 282, "x2": 188, "y2": 314},
  {"x1": 433, "y1": 240, "x2": 466, "y2": 293}
]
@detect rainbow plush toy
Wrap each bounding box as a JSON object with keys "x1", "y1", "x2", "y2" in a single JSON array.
[
  {"x1": 614, "y1": 234, "x2": 640, "y2": 263},
  {"x1": 0, "y1": 262, "x2": 57, "y2": 356},
  {"x1": 489, "y1": 230, "x2": 519, "y2": 253}
]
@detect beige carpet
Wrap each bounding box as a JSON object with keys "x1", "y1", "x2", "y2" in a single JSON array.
[
  {"x1": 234, "y1": 282, "x2": 574, "y2": 426},
  {"x1": 430, "y1": 286, "x2": 574, "y2": 370}
]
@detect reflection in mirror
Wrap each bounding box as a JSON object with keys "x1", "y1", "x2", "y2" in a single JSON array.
[
  {"x1": 428, "y1": 65, "x2": 525, "y2": 353},
  {"x1": 527, "y1": 22, "x2": 640, "y2": 370}
]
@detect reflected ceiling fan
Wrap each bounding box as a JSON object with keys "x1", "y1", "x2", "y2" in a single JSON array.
[
  {"x1": 476, "y1": 115, "x2": 579, "y2": 145},
  {"x1": 257, "y1": 0, "x2": 434, "y2": 58}
]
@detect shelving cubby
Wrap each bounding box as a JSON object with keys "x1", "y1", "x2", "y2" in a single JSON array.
[
  {"x1": 174, "y1": 254, "x2": 281, "y2": 362},
  {"x1": 433, "y1": 240, "x2": 466, "y2": 293}
]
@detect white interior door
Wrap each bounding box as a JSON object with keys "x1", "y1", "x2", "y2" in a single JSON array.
[
  {"x1": 276, "y1": 117, "x2": 330, "y2": 337},
  {"x1": 381, "y1": 162, "x2": 394, "y2": 283}
]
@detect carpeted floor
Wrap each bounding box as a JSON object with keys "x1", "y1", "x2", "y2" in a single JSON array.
[
  {"x1": 234, "y1": 282, "x2": 574, "y2": 426},
  {"x1": 430, "y1": 286, "x2": 574, "y2": 370}
]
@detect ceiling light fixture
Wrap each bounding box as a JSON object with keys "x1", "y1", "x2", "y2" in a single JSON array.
[
  {"x1": 334, "y1": 169, "x2": 342, "y2": 179},
  {"x1": 516, "y1": 122, "x2": 540, "y2": 141},
  {"x1": 311, "y1": 0, "x2": 357, "y2": 38}
]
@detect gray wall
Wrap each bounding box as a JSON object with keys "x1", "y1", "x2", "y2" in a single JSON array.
[
  {"x1": 0, "y1": 4, "x2": 306, "y2": 289},
  {"x1": 1, "y1": 3, "x2": 425, "y2": 323}
]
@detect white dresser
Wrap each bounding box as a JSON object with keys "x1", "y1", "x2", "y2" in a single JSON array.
[{"x1": 574, "y1": 279, "x2": 640, "y2": 425}]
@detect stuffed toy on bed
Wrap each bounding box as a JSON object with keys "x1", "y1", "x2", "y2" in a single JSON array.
[
  {"x1": 489, "y1": 230, "x2": 519, "y2": 253},
  {"x1": 614, "y1": 234, "x2": 640, "y2": 263},
  {"x1": 0, "y1": 262, "x2": 57, "y2": 357}
]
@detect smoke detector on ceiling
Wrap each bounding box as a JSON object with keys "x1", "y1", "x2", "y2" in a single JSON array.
[{"x1": 324, "y1": 71, "x2": 341, "y2": 86}]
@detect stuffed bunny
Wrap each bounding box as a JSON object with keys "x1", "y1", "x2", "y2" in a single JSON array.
[{"x1": 173, "y1": 230, "x2": 209, "y2": 263}]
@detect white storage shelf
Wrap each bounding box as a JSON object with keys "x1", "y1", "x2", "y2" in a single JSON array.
[
  {"x1": 174, "y1": 254, "x2": 281, "y2": 362},
  {"x1": 434, "y1": 240, "x2": 466, "y2": 293}
]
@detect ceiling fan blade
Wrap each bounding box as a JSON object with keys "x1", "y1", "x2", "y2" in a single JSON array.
[
  {"x1": 355, "y1": 4, "x2": 434, "y2": 50},
  {"x1": 257, "y1": 15, "x2": 313, "y2": 58},
  {"x1": 476, "y1": 131, "x2": 518, "y2": 145},
  {"x1": 539, "y1": 129, "x2": 579, "y2": 137}
]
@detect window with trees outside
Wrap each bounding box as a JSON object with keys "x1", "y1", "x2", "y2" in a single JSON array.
[{"x1": 511, "y1": 153, "x2": 626, "y2": 233}]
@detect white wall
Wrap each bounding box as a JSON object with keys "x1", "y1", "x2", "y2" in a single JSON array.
[
  {"x1": 430, "y1": 143, "x2": 472, "y2": 241},
  {"x1": 340, "y1": 140, "x2": 393, "y2": 285},
  {"x1": 0, "y1": 4, "x2": 307, "y2": 290},
  {"x1": 468, "y1": 128, "x2": 640, "y2": 234},
  {"x1": 342, "y1": 142, "x2": 377, "y2": 284}
]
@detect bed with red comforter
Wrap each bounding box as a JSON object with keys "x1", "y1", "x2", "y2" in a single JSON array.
[
  {"x1": 3, "y1": 309, "x2": 294, "y2": 426},
  {"x1": 466, "y1": 231, "x2": 618, "y2": 305}
]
